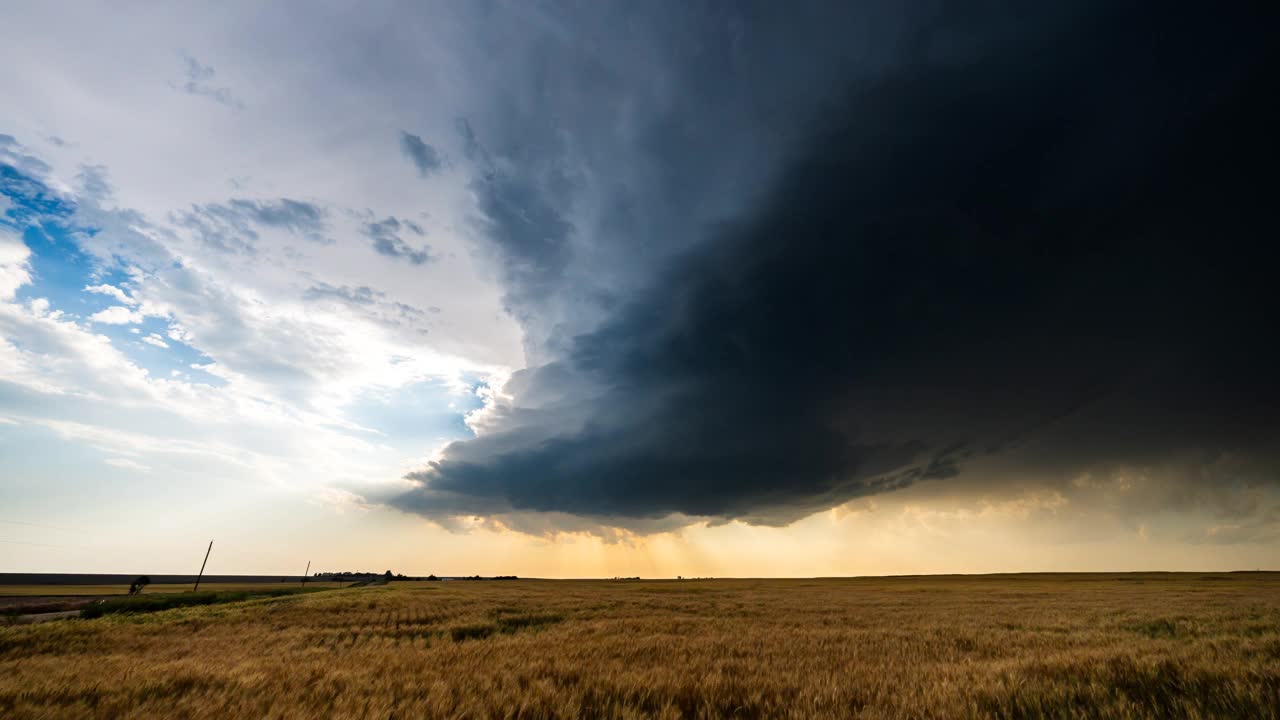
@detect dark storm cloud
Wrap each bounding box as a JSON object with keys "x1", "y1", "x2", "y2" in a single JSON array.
[
  {"x1": 457, "y1": 117, "x2": 575, "y2": 329},
  {"x1": 362, "y1": 216, "x2": 433, "y2": 264},
  {"x1": 447, "y1": 2, "x2": 915, "y2": 361},
  {"x1": 399, "y1": 131, "x2": 443, "y2": 176},
  {"x1": 395, "y1": 2, "x2": 1278, "y2": 528}
]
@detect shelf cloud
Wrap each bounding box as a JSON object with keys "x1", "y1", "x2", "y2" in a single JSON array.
[{"x1": 395, "y1": 2, "x2": 1279, "y2": 530}]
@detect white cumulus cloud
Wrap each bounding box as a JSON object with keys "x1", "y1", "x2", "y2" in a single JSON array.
[
  {"x1": 0, "y1": 229, "x2": 32, "y2": 301},
  {"x1": 88, "y1": 305, "x2": 144, "y2": 324},
  {"x1": 84, "y1": 283, "x2": 137, "y2": 305}
]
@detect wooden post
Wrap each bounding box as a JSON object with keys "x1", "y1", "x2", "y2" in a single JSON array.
[
  {"x1": 193, "y1": 540, "x2": 213, "y2": 592},
  {"x1": 302, "y1": 560, "x2": 310, "y2": 587}
]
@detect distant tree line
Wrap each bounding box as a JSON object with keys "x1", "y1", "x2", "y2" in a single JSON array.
[
  {"x1": 309, "y1": 571, "x2": 518, "y2": 581},
  {"x1": 312, "y1": 570, "x2": 409, "y2": 580}
]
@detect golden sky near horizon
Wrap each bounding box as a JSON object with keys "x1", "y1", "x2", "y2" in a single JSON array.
[{"x1": 7, "y1": 475, "x2": 1276, "y2": 578}]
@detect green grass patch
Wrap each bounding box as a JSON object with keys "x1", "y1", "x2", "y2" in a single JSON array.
[
  {"x1": 495, "y1": 612, "x2": 563, "y2": 632},
  {"x1": 80, "y1": 588, "x2": 320, "y2": 619},
  {"x1": 448, "y1": 613, "x2": 564, "y2": 642}
]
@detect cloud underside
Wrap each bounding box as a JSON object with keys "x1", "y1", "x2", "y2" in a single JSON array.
[
  {"x1": 400, "y1": 131, "x2": 443, "y2": 176},
  {"x1": 395, "y1": 3, "x2": 1279, "y2": 529}
]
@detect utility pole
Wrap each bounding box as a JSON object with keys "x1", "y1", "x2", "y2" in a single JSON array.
[
  {"x1": 193, "y1": 540, "x2": 213, "y2": 592},
  {"x1": 302, "y1": 560, "x2": 310, "y2": 587}
]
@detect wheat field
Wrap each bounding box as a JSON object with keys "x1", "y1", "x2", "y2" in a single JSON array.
[{"x1": 2, "y1": 574, "x2": 1278, "y2": 719}]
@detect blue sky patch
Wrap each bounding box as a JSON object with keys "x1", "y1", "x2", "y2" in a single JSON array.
[
  {"x1": 342, "y1": 377, "x2": 484, "y2": 449},
  {"x1": 2, "y1": 162, "x2": 223, "y2": 386}
]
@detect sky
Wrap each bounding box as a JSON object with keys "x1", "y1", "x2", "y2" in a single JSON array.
[{"x1": 1, "y1": 1, "x2": 1277, "y2": 577}]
